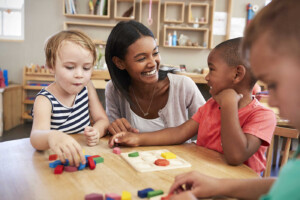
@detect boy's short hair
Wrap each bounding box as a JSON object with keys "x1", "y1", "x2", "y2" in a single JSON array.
[
  {"x1": 242, "y1": 0, "x2": 300, "y2": 64},
  {"x1": 214, "y1": 37, "x2": 257, "y2": 89},
  {"x1": 44, "y1": 30, "x2": 96, "y2": 69}
]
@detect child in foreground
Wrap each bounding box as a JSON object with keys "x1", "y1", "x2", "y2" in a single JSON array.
[
  {"x1": 109, "y1": 37, "x2": 276, "y2": 174},
  {"x1": 30, "y1": 30, "x2": 109, "y2": 166},
  {"x1": 169, "y1": 0, "x2": 300, "y2": 199}
]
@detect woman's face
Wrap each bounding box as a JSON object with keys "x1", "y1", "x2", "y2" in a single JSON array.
[
  {"x1": 250, "y1": 33, "x2": 300, "y2": 130},
  {"x1": 120, "y1": 36, "x2": 161, "y2": 85}
]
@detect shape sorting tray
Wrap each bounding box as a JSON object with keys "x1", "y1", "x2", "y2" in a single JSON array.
[{"x1": 120, "y1": 149, "x2": 191, "y2": 172}]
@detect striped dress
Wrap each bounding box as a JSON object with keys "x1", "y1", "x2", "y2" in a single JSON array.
[{"x1": 33, "y1": 87, "x2": 90, "y2": 134}]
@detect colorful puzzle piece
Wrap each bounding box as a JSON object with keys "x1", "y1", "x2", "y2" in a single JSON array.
[
  {"x1": 49, "y1": 154, "x2": 57, "y2": 161},
  {"x1": 147, "y1": 190, "x2": 164, "y2": 198},
  {"x1": 138, "y1": 188, "x2": 154, "y2": 198},
  {"x1": 154, "y1": 159, "x2": 170, "y2": 166},
  {"x1": 128, "y1": 152, "x2": 139, "y2": 157},
  {"x1": 105, "y1": 193, "x2": 121, "y2": 200},
  {"x1": 121, "y1": 191, "x2": 131, "y2": 200},
  {"x1": 85, "y1": 193, "x2": 103, "y2": 200},
  {"x1": 120, "y1": 149, "x2": 191, "y2": 172},
  {"x1": 93, "y1": 157, "x2": 104, "y2": 164},
  {"x1": 88, "y1": 157, "x2": 96, "y2": 170},
  {"x1": 161, "y1": 152, "x2": 176, "y2": 159},
  {"x1": 113, "y1": 147, "x2": 121, "y2": 154},
  {"x1": 65, "y1": 166, "x2": 78, "y2": 172},
  {"x1": 54, "y1": 165, "x2": 64, "y2": 174}
]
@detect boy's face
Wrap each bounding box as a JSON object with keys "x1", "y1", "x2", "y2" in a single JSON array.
[
  {"x1": 250, "y1": 33, "x2": 300, "y2": 129},
  {"x1": 205, "y1": 49, "x2": 236, "y2": 96},
  {"x1": 52, "y1": 41, "x2": 93, "y2": 95}
]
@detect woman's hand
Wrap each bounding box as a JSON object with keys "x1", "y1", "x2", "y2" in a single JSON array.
[
  {"x1": 108, "y1": 118, "x2": 139, "y2": 135},
  {"x1": 169, "y1": 171, "x2": 221, "y2": 198},
  {"x1": 108, "y1": 131, "x2": 140, "y2": 147},
  {"x1": 48, "y1": 131, "x2": 86, "y2": 167},
  {"x1": 84, "y1": 126, "x2": 100, "y2": 146}
]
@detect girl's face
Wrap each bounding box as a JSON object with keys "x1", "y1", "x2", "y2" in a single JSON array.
[
  {"x1": 250, "y1": 34, "x2": 300, "y2": 129},
  {"x1": 52, "y1": 41, "x2": 93, "y2": 95},
  {"x1": 120, "y1": 36, "x2": 160, "y2": 85},
  {"x1": 205, "y1": 49, "x2": 236, "y2": 96}
]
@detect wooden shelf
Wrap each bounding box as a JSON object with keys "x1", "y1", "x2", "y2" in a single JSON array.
[
  {"x1": 188, "y1": 3, "x2": 209, "y2": 24},
  {"x1": 64, "y1": 13, "x2": 110, "y2": 19},
  {"x1": 63, "y1": 0, "x2": 111, "y2": 18},
  {"x1": 22, "y1": 112, "x2": 32, "y2": 120},
  {"x1": 163, "y1": 26, "x2": 209, "y2": 49},
  {"x1": 164, "y1": 2, "x2": 185, "y2": 23},
  {"x1": 114, "y1": 0, "x2": 135, "y2": 20}
]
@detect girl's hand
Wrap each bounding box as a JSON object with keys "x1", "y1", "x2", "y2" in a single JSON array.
[
  {"x1": 108, "y1": 131, "x2": 140, "y2": 147},
  {"x1": 48, "y1": 131, "x2": 85, "y2": 167},
  {"x1": 169, "y1": 171, "x2": 221, "y2": 198},
  {"x1": 108, "y1": 118, "x2": 139, "y2": 135},
  {"x1": 84, "y1": 126, "x2": 100, "y2": 146}
]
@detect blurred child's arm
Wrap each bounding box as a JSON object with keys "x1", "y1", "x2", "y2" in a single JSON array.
[
  {"x1": 108, "y1": 119, "x2": 199, "y2": 147},
  {"x1": 169, "y1": 171, "x2": 275, "y2": 199},
  {"x1": 214, "y1": 89, "x2": 261, "y2": 165},
  {"x1": 30, "y1": 96, "x2": 85, "y2": 166},
  {"x1": 87, "y1": 81, "x2": 109, "y2": 140}
]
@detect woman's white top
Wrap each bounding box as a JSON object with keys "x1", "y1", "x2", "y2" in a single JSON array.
[{"x1": 129, "y1": 108, "x2": 165, "y2": 133}]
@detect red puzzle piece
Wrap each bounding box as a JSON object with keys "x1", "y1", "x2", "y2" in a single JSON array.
[
  {"x1": 54, "y1": 165, "x2": 64, "y2": 174},
  {"x1": 154, "y1": 159, "x2": 170, "y2": 166}
]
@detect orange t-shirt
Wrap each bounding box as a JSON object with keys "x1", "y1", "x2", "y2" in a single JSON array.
[{"x1": 192, "y1": 98, "x2": 276, "y2": 174}]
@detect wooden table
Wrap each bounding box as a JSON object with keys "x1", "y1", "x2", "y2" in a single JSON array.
[{"x1": 0, "y1": 135, "x2": 258, "y2": 200}]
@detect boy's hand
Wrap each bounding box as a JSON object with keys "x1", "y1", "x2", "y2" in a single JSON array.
[
  {"x1": 108, "y1": 118, "x2": 139, "y2": 135},
  {"x1": 48, "y1": 131, "x2": 86, "y2": 167},
  {"x1": 213, "y1": 89, "x2": 243, "y2": 107},
  {"x1": 169, "y1": 171, "x2": 220, "y2": 198},
  {"x1": 108, "y1": 131, "x2": 140, "y2": 147},
  {"x1": 84, "y1": 126, "x2": 100, "y2": 146}
]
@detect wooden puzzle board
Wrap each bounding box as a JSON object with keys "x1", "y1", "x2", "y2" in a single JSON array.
[{"x1": 120, "y1": 149, "x2": 191, "y2": 172}]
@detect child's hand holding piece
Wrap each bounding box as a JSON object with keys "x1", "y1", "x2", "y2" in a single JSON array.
[
  {"x1": 84, "y1": 126, "x2": 100, "y2": 146},
  {"x1": 48, "y1": 131, "x2": 86, "y2": 167},
  {"x1": 169, "y1": 171, "x2": 221, "y2": 199}
]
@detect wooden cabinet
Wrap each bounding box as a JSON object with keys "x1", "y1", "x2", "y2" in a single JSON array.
[
  {"x1": 62, "y1": 0, "x2": 215, "y2": 49},
  {"x1": 21, "y1": 66, "x2": 54, "y2": 121},
  {"x1": 162, "y1": 0, "x2": 215, "y2": 49},
  {"x1": 2, "y1": 85, "x2": 22, "y2": 131}
]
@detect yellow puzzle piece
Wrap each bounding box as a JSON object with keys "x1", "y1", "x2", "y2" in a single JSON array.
[
  {"x1": 161, "y1": 152, "x2": 177, "y2": 159},
  {"x1": 121, "y1": 190, "x2": 131, "y2": 200}
]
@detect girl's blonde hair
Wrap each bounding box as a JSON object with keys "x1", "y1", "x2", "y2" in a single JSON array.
[
  {"x1": 45, "y1": 30, "x2": 96, "y2": 69},
  {"x1": 242, "y1": 0, "x2": 300, "y2": 64}
]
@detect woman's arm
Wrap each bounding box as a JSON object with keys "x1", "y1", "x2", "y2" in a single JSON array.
[{"x1": 109, "y1": 119, "x2": 199, "y2": 147}]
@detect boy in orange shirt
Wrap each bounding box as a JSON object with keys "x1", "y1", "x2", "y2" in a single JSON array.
[{"x1": 109, "y1": 37, "x2": 276, "y2": 174}]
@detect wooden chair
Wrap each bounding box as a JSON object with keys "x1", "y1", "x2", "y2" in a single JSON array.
[{"x1": 263, "y1": 126, "x2": 299, "y2": 177}]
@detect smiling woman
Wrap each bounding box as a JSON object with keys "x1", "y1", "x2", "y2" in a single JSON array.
[{"x1": 105, "y1": 20, "x2": 206, "y2": 135}]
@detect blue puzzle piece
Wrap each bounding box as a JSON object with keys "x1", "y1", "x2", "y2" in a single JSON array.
[
  {"x1": 78, "y1": 162, "x2": 86, "y2": 170},
  {"x1": 138, "y1": 188, "x2": 154, "y2": 198},
  {"x1": 49, "y1": 160, "x2": 62, "y2": 168}
]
